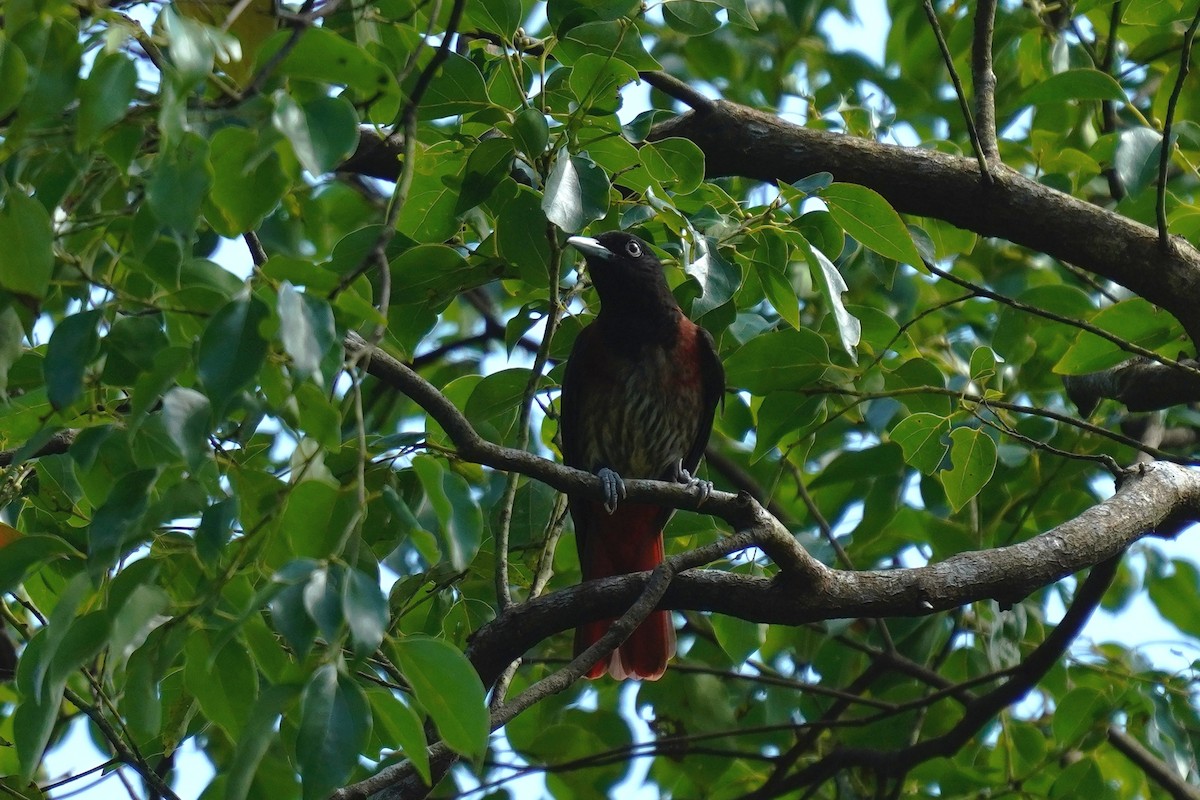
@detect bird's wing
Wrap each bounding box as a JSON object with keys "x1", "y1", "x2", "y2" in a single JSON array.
[
  {"x1": 682, "y1": 324, "x2": 725, "y2": 474},
  {"x1": 558, "y1": 323, "x2": 598, "y2": 471}
]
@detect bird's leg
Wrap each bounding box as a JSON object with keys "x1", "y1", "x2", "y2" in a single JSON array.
[
  {"x1": 673, "y1": 460, "x2": 712, "y2": 505},
  {"x1": 597, "y1": 467, "x2": 627, "y2": 514}
]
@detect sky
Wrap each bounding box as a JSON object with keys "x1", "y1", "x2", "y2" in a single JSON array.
[{"x1": 36, "y1": 0, "x2": 1200, "y2": 798}]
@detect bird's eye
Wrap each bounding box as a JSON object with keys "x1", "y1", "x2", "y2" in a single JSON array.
[{"x1": 625, "y1": 241, "x2": 642, "y2": 257}]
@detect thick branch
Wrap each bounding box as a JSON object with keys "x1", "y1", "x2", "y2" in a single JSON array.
[
  {"x1": 343, "y1": 333, "x2": 1200, "y2": 692},
  {"x1": 467, "y1": 461, "x2": 1200, "y2": 688},
  {"x1": 647, "y1": 102, "x2": 1200, "y2": 346},
  {"x1": 1063, "y1": 358, "x2": 1200, "y2": 416}
]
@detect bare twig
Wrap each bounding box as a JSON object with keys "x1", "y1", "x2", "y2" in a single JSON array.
[
  {"x1": 971, "y1": 0, "x2": 999, "y2": 161},
  {"x1": 1108, "y1": 725, "x2": 1200, "y2": 800},
  {"x1": 922, "y1": 257, "x2": 1200, "y2": 381},
  {"x1": 1157, "y1": 7, "x2": 1200, "y2": 250},
  {"x1": 922, "y1": 0, "x2": 992, "y2": 183}
]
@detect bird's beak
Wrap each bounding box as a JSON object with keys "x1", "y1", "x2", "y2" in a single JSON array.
[{"x1": 566, "y1": 235, "x2": 613, "y2": 261}]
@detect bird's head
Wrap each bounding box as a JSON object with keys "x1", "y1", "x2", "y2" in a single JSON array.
[{"x1": 566, "y1": 232, "x2": 675, "y2": 312}]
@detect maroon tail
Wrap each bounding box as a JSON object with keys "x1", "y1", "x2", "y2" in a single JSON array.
[{"x1": 574, "y1": 503, "x2": 676, "y2": 680}]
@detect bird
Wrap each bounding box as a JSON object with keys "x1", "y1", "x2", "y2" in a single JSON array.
[{"x1": 559, "y1": 231, "x2": 724, "y2": 680}]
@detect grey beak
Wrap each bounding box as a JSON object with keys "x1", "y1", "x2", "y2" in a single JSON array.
[{"x1": 566, "y1": 235, "x2": 613, "y2": 261}]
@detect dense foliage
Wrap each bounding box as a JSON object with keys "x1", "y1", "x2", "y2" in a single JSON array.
[{"x1": 4, "y1": 0, "x2": 1200, "y2": 797}]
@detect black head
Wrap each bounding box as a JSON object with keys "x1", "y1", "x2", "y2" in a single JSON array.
[{"x1": 566, "y1": 232, "x2": 676, "y2": 315}]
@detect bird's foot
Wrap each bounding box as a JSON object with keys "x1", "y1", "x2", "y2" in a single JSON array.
[
  {"x1": 597, "y1": 467, "x2": 627, "y2": 514},
  {"x1": 674, "y1": 461, "x2": 712, "y2": 506}
]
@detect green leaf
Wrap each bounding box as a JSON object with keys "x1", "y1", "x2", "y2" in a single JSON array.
[
  {"x1": 1113, "y1": 127, "x2": 1162, "y2": 197},
  {"x1": 497, "y1": 185, "x2": 552, "y2": 282},
  {"x1": 752, "y1": 394, "x2": 824, "y2": 462},
  {"x1": 273, "y1": 92, "x2": 358, "y2": 176},
  {"x1": 686, "y1": 235, "x2": 741, "y2": 316},
  {"x1": 282, "y1": 482, "x2": 354, "y2": 560},
  {"x1": 465, "y1": 0, "x2": 522, "y2": 37},
  {"x1": 941, "y1": 427, "x2": 997, "y2": 511},
  {"x1": 88, "y1": 468, "x2": 159, "y2": 572},
  {"x1": 412, "y1": 456, "x2": 483, "y2": 571},
  {"x1": 641, "y1": 138, "x2": 705, "y2": 195},
  {"x1": 0, "y1": 38, "x2": 30, "y2": 120},
  {"x1": 77, "y1": 52, "x2": 137, "y2": 147},
  {"x1": 891, "y1": 413, "x2": 952, "y2": 475},
  {"x1": 556, "y1": 21, "x2": 661, "y2": 71},
  {"x1": 416, "y1": 52, "x2": 490, "y2": 118},
  {"x1": 1148, "y1": 558, "x2": 1200, "y2": 637},
  {"x1": 568, "y1": 52, "x2": 638, "y2": 113},
  {"x1": 1018, "y1": 68, "x2": 1126, "y2": 106},
  {"x1": 822, "y1": 183, "x2": 923, "y2": 265},
  {"x1": 198, "y1": 295, "x2": 270, "y2": 413},
  {"x1": 342, "y1": 568, "x2": 388, "y2": 657},
  {"x1": 1051, "y1": 687, "x2": 1107, "y2": 746},
  {"x1": 278, "y1": 283, "x2": 336, "y2": 384},
  {"x1": 269, "y1": 26, "x2": 398, "y2": 100},
  {"x1": 303, "y1": 565, "x2": 345, "y2": 642},
  {"x1": 806, "y1": 244, "x2": 861, "y2": 361},
  {"x1": 393, "y1": 637, "x2": 489, "y2": 760},
  {"x1": 663, "y1": 0, "x2": 722, "y2": 35},
  {"x1": 542, "y1": 151, "x2": 610, "y2": 233},
  {"x1": 207, "y1": 126, "x2": 288, "y2": 236},
  {"x1": 162, "y1": 6, "x2": 237, "y2": 84},
  {"x1": 0, "y1": 190, "x2": 53, "y2": 299},
  {"x1": 465, "y1": 368, "x2": 536, "y2": 424},
  {"x1": 712, "y1": 0, "x2": 757, "y2": 28},
  {"x1": 0, "y1": 535, "x2": 76, "y2": 594},
  {"x1": 1053, "y1": 298, "x2": 1181, "y2": 375},
  {"x1": 44, "y1": 310, "x2": 102, "y2": 410},
  {"x1": 297, "y1": 663, "x2": 372, "y2": 800},
  {"x1": 161, "y1": 387, "x2": 212, "y2": 470},
  {"x1": 226, "y1": 685, "x2": 300, "y2": 800},
  {"x1": 368, "y1": 689, "x2": 431, "y2": 785},
  {"x1": 457, "y1": 138, "x2": 515, "y2": 214},
  {"x1": 725, "y1": 328, "x2": 830, "y2": 394},
  {"x1": 396, "y1": 141, "x2": 464, "y2": 243},
  {"x1": 390, "y1": 244, "x2": 474, "y2": 307},
  {"x1": 756, "y1": 262, "x2": 800, "y2": 330},
  {"x1": 148, "y1": 131, "x2": 213, "y2": 235},
  {"x1": 507, "y1": 107, "x2": 550, "y2": 158}
]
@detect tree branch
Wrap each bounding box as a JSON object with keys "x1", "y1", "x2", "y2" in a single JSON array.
[
  {"x1": 753, "y1": 555, "x2": 1120, "y2": 796},
  {"x1": 1108, "y1": 725, "x2": 1200, "y2": 800},
  {"x1": 972, "y1": 0, "x2": 999, "y2": 161},
  {"x1": 922, "y1": 0, "x2": 991, "y2": 183},
  {"x1": 647, "y1": 101, "x2": 1200, "y2": 347},
  {"x1": 1064, "y1": 358, "x2": 1200, "y2": 416},
  {"x1": 1157, "y1": 7, "x2": 1200, "y2": 250}
]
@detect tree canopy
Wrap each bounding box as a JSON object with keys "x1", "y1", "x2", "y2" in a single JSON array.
[{"x1": 4, "y1": 0, "x2": 1200, "y2": 797}]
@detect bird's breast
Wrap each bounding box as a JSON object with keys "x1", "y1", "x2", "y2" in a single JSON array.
[{"x1": 575, "y1": 325, "x2": 706, "y2": 479}]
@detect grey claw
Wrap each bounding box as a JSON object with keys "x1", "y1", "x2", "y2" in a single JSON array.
[
  {"x1": 674, "y1": 460, "x2": 712, "y2": 506},
  {"x1": 597, "y1": 467, "x2": 626, "y2": 514}
]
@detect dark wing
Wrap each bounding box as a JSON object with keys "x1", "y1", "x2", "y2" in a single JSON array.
[
  {"x1": 558, "y1": 323, "x2": 599, "y2": 471},
  {"x1": 681, "y1": 324, "x2": 725, "y2": 474}
]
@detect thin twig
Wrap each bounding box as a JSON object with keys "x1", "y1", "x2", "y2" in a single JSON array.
[
  {"x1": 495, "y1": 237, "x2": 564, "y2": 611},
  {"x1": 243, "y1": 231, "x2": 267, "y2": 267},
  {"x1": 971, "y1": 0, "x2": 1000, "y2": 161},
  {"x1": 1108, "y1": 725, "x2": 1200, "y2": 800},
  {"x1": 922, "y1": 0, "x2": 992, "y2": 183},
  {"x1": 1157, "y1": 7, "x2": 1200, "y2": 250},
  {"x1": 922, "y1": 257, "x2": 1200, "y2": 380},
  {"x1": 638, "y1": 71, "x2": 717, "y2": 113},
  {"x1": 1101, "y1": 2, "x2": 1126, "y2": 201}
]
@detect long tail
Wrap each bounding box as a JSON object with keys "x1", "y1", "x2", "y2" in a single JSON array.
[{"x1": 574, "y1": 503, "x2": 676, "y2": 680}]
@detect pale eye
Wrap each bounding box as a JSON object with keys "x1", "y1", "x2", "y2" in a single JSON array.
[{"x1": 625, "y1": 241, "x2": 642, "y2": 257}]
